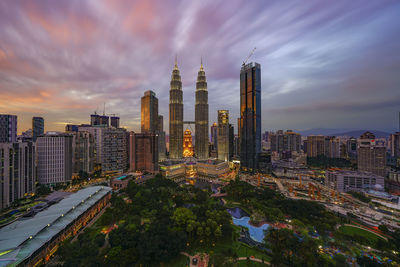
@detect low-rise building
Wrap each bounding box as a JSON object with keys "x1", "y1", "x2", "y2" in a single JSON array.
[
  {"x1": 326, "y1": 170, "x2": 384, "y2": 192},
  {"x1": 0, "y1": 186, "x2": 111, "y2": 267}
]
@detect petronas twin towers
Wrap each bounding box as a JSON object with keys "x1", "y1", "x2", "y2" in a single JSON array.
[{"x1": 169, "y1": 58, "x2": 209, "y2": 159}]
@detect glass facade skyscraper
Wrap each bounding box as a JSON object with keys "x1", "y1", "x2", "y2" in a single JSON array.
[
  {"x1": 239, "y1": 62, "x2": 261, "y2": 171},
  {"x1": 195, "y1": 60, "x2": 209, "y2": 159}
]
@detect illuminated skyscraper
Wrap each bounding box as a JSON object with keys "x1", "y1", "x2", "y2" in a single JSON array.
[
  {"x1": 183, "y1": 129, "x2": 194, "y2": 157},
  {"x1": 195, "y1": 59, "x2": 209, "y2": 159},
  {"x1": 141, "y1": 90, "x2": 158, "y2": 133},
  {"x1": 357, "y1": 132, "x2": 386, "y2": 177},
  {"x1": 169, "y1": 58, "x2": 183, "y2": 159},
  {"x1": 239, "y1": 62, "x2": 261, "y2": 171}
]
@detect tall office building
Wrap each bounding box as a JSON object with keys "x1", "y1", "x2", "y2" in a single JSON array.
[
  {"x1": 357, "y1": 132, "x2": 386, "y2": 177},
  {"x1": 141, "y1": 90, "x2": 159, "y2": 133},
  {"x1": 36, "y1": 133, "x2": 73, "y2": 184},
  {"x1": 72, "y1": 131, "x2": 95, "y2": 175},
  {"x1": 306, "y1": 135, "x2": 325, "y2": 157},
  {"x1": 217, "y1": 110, "x2": 229, "y2": 162},
  {"x1": 110, "y1": 116, "x2": 120, "y2": 128},
  {"x1": 229, "y1": 124, "x2": 234, "y2": 161},
  {"x1": 169, "y1": 59, "x2": 183, "y2": 159},
  {"x1": 239, "y1": 62, "x2": 261, "y2": 171},
  {"x1": 78, "y1": 126, "x2": 104, "y2": 165},
  {"x1": 129, "y1": 132, "x2": 158, "y2": 173},
  {"x1": 0, "y1": 114, "x2": 17, "y2": 143},
  {"x1": 158, "y1": 115, "x2": 166, "y2": 161},
  {"x1": 32, "y1": 117, "x2": 44, "y2": 142},
  {"x1": 195, "y1": 59, "x2": 209, "y2": 159},
  {"x1": 0, "y1": 142, "x2": 36, "y2": 209},
  {"x1": 210, "y1": 122, "x2": 218, "y2": 150}
]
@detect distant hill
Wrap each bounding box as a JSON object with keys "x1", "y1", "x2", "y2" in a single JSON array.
[
  {"x1": 298, "y1": 128, "x2": 392, "y2": 138},
  {"x1": 331, "y1": 130, "x2": 391, "y2": 138}
]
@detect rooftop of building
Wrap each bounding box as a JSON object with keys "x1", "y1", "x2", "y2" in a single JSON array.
[{"x1": 0, "y1": 186, "x2": 112, "y2": 267}]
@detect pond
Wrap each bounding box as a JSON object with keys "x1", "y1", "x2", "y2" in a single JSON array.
[{"x1": 227, "y1": 207, "x2": 269, "y2": 243}]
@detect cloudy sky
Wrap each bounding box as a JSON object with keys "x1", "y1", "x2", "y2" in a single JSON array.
[{"x1": 0, "y1": 0, "x2": 399, "y2": 134}]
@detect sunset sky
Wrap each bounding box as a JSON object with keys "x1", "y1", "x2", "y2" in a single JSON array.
[{"x1": 0, "y1": 0, "x2": 399, "y2": 134}]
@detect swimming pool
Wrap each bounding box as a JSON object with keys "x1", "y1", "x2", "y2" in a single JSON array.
[{"x1": 232, "y1": 216, "x2": 269, "y2": 243}]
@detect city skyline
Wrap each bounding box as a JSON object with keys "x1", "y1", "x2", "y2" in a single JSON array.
[{"x1": 1, "y1": 1, "x2": 400, "y2": 133}]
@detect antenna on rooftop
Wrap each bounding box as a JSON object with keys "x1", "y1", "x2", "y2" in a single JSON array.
[{"x1": 243, "y1": 47, "x2": 256, "y2": 66}]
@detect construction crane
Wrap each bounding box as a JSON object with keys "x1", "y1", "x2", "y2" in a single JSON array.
[{"x1": 242, "y1": 47, "x2": 256, "y2": 66}]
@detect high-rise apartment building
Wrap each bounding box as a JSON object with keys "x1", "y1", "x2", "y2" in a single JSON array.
[
  {"x1": 357, "y1": 132, "x2": 386, "y2": 177},
  {"x1": 239, "y1": 62, "x2": 261, "y2": 171},
  {"x1": 0, "y1": 114, "x2": 17, "y2": 143},
  {"x1": 217, "y1": 110, "x2": 229, "y2": 162},
  {"x1": 169, "y1": 59, "x2": 183, "y2": 159},
  {"x1": 36, "y1": 133, "x2": 73, "y2": 184},
  {"x1": 270, "y1": 130, "x2": 301, "y2": 154},
  {"x1": 306, "y1": 135, "x2": 325, "y2": 157},
  {"x1": 72, "y1": 131, "x2": 95, "y2": 175},
  {"x1": 78, "y1": 126, "x2": 104, "y2": 165},
  {"x1": 129, "y1": 132, "x2": 158, "y2": 173},
  {"x1": 195, "y1": 60, "x2": 209, "y2": 159},
  {"x1": 0, "y1": 142, "x2": 36, "y2": 209},
  {"x1": 102, "y1": 128, "x2": 128, "y2": 172},
  {"x1": 324, "y1": 136, "x2": 341, "y2": 158},
  {"x1": 141, "y1": 90, "x2": 159, "y2": 133},
  {"x1": 32, "y1": 117, "x2": 44, "y2": 142}
]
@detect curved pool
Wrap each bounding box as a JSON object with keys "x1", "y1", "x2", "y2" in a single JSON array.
[{"x1": 232, "y1": 216, "x2": 269, "y2": 243}]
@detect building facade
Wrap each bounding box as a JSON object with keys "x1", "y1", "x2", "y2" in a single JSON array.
[
  {"x1": 195, "y1": 60, "x2": 209, "y2": 159},
  {"x1": 90, "y1": 113, "x2": 109, "y2": 127},
  {"x1": 239, "y1": 62, "x2": 261, "y2": 171},
  {"x1": 36, "y1": 133, "x2": 73, "y2": 184},
  {"x1": 217, "y1": 110, "x2": 229, "y2": 162},
  {"x1": 169, "y1": 60, "x2": 184, "y2": 159},
  {"x1": 270, "y1": 130, "x2": 301, "y2": 154},
  {"x1": 102, "y1": 128, "x2": 128, "y2": 172},
  {"x1": 0, "y1": 114, "x2": 17, "y2": 143},
  {"x1": 326, "y1": 170, "x2": 384, "y2": 192},
  {"x1": 346, "y1": 137, "x2": 357, "y2": 159},
  {"x1": 0, "y1": 142, "x2": 36, "y2": 209},
  {"x1": 158, "y1": 115, "x2": 166, "y2": 161},
  {"x1": 72, "y1": 131, "x2": 95, "y2": 175},
  {"x1": 390, "y1": 132, "x2": 400, "y2": 161},
  {"x1": 129, "y1": 132, "x2": 158, "y2": 173},
  {"x1": 306, "y1": 135, "x2": 325, "y2": 157},
  {"x1": 183, "y1": 129, "x2": 194, "y2": 157},
  {"x1": 141, "y1": 90, "x2": 159, "y2": 133},
  {"x1": 32, "y1": 117, "x2": 44, "y2": 142},
  {"x1": 324, "y1": 136, "x2": 341, "y2": 158},
  {"x1": 357, "y1": 132, "x2": 386, "y2": 177},
  {"x1": 210, "y1": 122, "x2": 218, "y2": 151},
  {"x1": 110, "y1": 116, "x2": 120, "y2": 128}
]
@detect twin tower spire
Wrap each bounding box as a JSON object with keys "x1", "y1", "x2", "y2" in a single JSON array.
[{"x1": 169, "y1": 58, "x2": 209, "y2": 159}]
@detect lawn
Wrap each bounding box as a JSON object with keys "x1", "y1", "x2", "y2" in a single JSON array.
[{"x1": 338, "y1": 225, "x2": 385, "y2": 243}]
